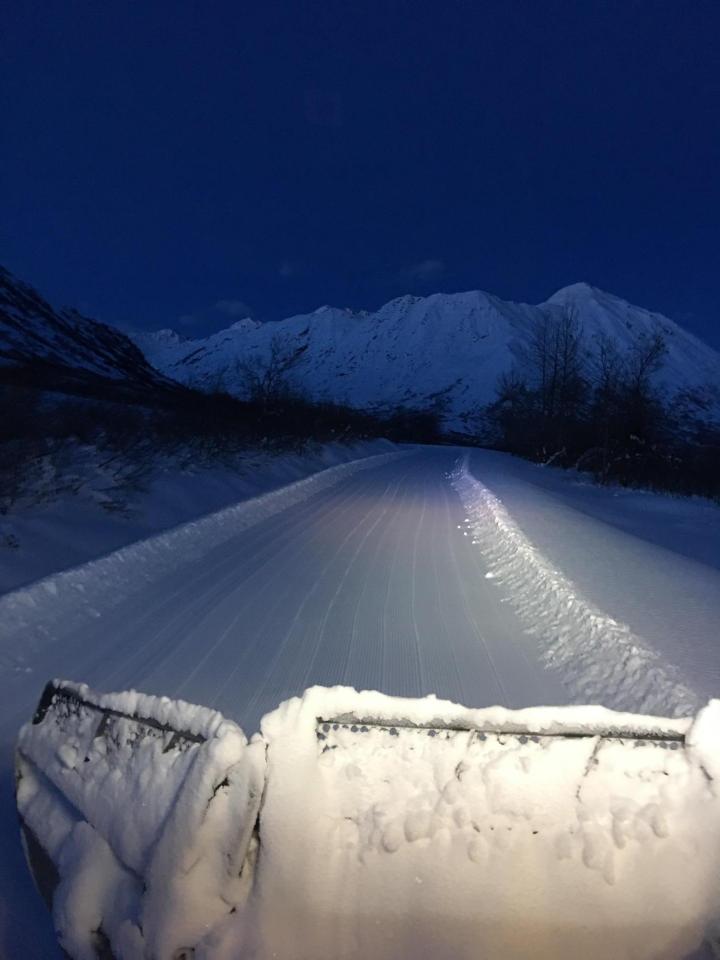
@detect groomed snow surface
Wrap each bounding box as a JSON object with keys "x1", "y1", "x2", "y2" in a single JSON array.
[{"x1": 2, "y1": 444, "x2": 720, "y2": 958}]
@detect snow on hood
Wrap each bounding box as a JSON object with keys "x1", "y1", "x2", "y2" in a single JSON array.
[{"x1": 17, "y1": 680, "x2": 720, "y2": 959}]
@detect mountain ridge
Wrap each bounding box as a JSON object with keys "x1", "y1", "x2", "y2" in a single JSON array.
[
  {"x1": 2, "y1": 262, "x2": 717, "y2": 429},
  {"x1": 132, "y1": 283, "x2": 720, "y2": 431}
]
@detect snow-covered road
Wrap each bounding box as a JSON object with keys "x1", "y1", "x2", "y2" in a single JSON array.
[
  {"x1": 7, "y1": 448, "x2": 569, "y2": 734},
  {"x1": 2, "y1": 445, "x2": 719, "y2": 957}
]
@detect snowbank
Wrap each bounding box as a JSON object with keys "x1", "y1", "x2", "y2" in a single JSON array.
[
  {"x1": 0, "y1": 442, "x2": 410, "y2": 664},
  {"x1": 0, "y1": 439, "x2": 403, "y2": 595},
  {"x1": 16, "y1": 682, "x2": 720, "y2": 959},
  {"x1": 451, "y1": 453, "x2": 705, "y2": 716}
]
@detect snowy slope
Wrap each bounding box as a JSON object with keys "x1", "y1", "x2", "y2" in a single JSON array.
[
  {"x1": 0, "y1": 265, "x2": 166, "y2": 392},
  {"x1": 133, "y1": 283, "x2": 720, "y2": 429}
]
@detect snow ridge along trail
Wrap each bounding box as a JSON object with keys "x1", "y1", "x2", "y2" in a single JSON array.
[
  {"x1": 452, "y1": 453, "x2": 700, "y2": 716},
  {"x1": 0, "y1": 445, "x2": 411, "y2": 668}
]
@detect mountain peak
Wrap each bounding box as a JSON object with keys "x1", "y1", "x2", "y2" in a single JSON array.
[
  {"x1": 229, "y1": 317, "x2": 259, "y2": 333},
  {"x1": 545, "y1": 282, "x2": 600, "y2": 305}
]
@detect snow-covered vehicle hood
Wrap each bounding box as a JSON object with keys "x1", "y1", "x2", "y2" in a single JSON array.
[{"x1": 16, "y1": 680, "x2": 720, "y2": 959}]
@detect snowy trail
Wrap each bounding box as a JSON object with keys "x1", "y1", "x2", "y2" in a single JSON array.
[
  {"x1": 3, "y1": 445, "x2": 719, "y2": 957},
  {"x1": 20, "y1": 449, "x2": 566, "y2": 735},
  {"x1": 0, "y1": 447, "x2": 569, "y2": 957}
]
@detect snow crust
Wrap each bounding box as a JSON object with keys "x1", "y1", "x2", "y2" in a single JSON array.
[{"x1": 17, "y1": 683, "x2": 720, "y2": 959}]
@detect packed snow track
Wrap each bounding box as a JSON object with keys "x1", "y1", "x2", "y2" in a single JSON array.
[{"x1": 5, "y1": 447, "x2": 568, "y2": 731}]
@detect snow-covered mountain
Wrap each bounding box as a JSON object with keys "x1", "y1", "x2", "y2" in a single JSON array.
[
  {"x1": 0, "y1": 265, "x2": 166, "y2": 397},
  {"x1": 133, "y1": 282, "x2": 720, "y2": 430}
]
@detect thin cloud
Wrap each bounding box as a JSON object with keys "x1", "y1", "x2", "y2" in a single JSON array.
[
  {"x1": 401, "y1": 259, "x2": 445, "y2": 284},
  {"x1": 178, "y1": 313, "x2": 199, "y2": 327},
  {"x1": 279, "y1": 260, "x2": 302, "y2": 280},
  {"x1": 215, "y1": 299, "x2": 253, "y2": 317}
]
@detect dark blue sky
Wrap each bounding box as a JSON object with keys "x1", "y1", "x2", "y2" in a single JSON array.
[{"x1": 2, "y1": 0, "x2": 720, "y2": 346}]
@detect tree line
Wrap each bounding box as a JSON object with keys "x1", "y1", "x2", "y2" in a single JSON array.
[{"x1": 484, "y1": 309, "x2": 720, "y2": 500}]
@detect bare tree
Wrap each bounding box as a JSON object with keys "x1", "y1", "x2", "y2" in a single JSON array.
[
  {"x1": 236, "y1": 336, "x2": 306, "y2": 412},
  {"x1": 588, "y1": 334, "x2": 625, "y2": 479},
  {"x1": 625, "y1": 332, "x2": 667, "y2": 397},
  {"x1": 622, "y1": 332, "x2": 667, "y2": 444},
  {"x1": 521, "y1": 306, "x2": 586, "y2": 453},
  {"x1": 584, "y1": 331, "x2": 668, "y2": 482},
  {"x1": 484, "y1": 368, "x2": 532, "y2": 451}
]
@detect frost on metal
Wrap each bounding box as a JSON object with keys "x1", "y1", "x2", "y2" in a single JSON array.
[{"x1": 15, "y1": 682, "x2": 720, "y2": 959}]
